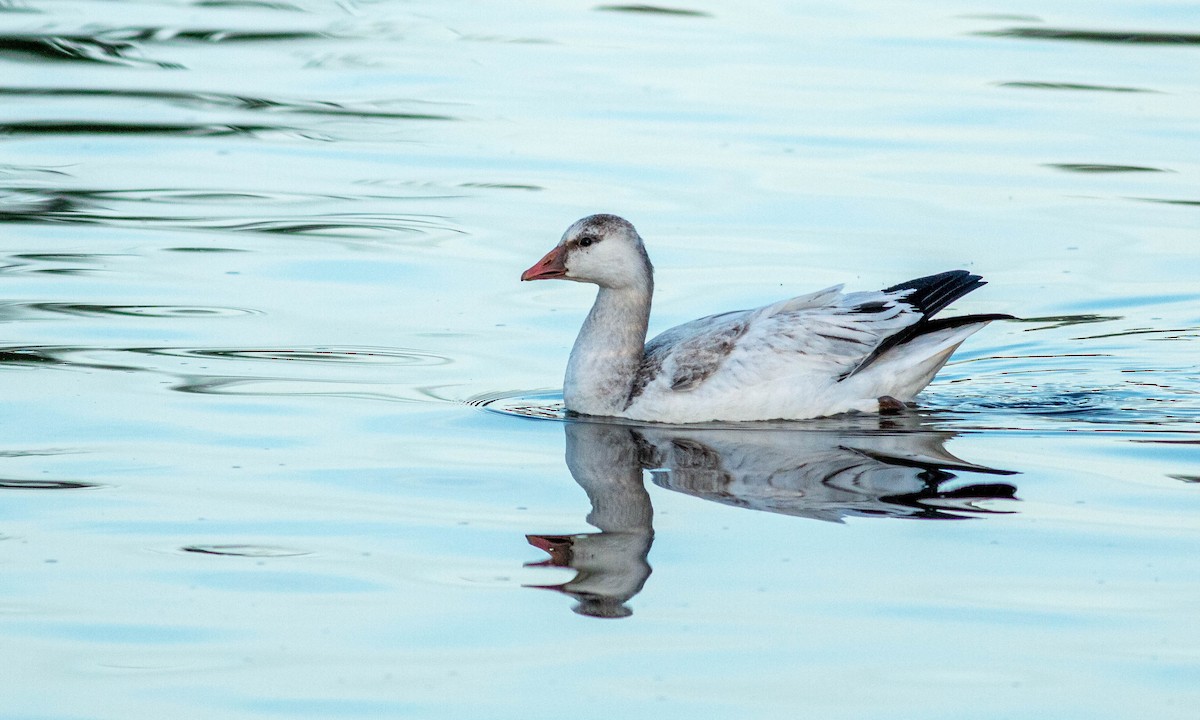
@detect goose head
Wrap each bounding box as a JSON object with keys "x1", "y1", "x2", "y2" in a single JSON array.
[{"x1": 521, "y1": 214, "x2": 653, "y2": 291}]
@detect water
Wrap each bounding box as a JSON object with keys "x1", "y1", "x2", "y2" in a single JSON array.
[{"x1": 2, "y1": 0, "x2": 1199, "y2": 717}]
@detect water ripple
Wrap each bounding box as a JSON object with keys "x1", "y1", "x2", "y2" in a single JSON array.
[
  {"x1": 104, "y1": 27, "x2": 335, "y2": 44},
  {"x1": 194, "y1": 0, "x2": 304, "y2": 10},
  {"x1": 0, "y1": 1, "x2": 38, "y2": 13},
  {"x1": 0, "y1": 192, "x2": 78, "y2": 222},
  {"x1": 0, "y1": 345, "x2": 450, "y2": 369},
  {"x1": 0, "y1": 87, "x2": 459, "y2": 121},
  {"x1": 979, "y1": 27, "x2": 1200, "y2": 45},
  {"x1": 167, "y1": 377, "x2": 414, "y2": 400},
  {"x1": 998, "y1": 81, "x2": 1159, "y2": 94},
  {"x1": 3, "y1": 186, "x2": 338, "y2": 207},
  {"x1": 22, "y1": 303, "x2": 260, "y2": 319},
  {"x1": 0, "y1": 252, "x2": 127, "y2": 277},
  {"x1": 467, "y1": 390, "x2": 567, "y2": 420},
  {"x1": 142, "y1": 347, "x2": 451, "y2": 365},
  {"x1": 926, "y1": 365, "x2": 1200, "y2": 428},
  {"x1": 212, "y1": 215, "x2": 455, "y2": 237},
  {"x1": 1046, "y1": 163, "x2": 1171, "y2": 174},
  {"x1": 0, "y1": 479, "x2": 100, "y2": 490},
  {"x1": 0, "y1": 448, "x2": 77, "y2": 457},
  {"x1": 594, "y1": 5, "x2": 712, "y2": 17},
  {"x1": 0, "y1": 121, "x2": 305, "y2": 139},
  {"x1": 1014, "y1": 314, "x2": 1123, "y2": 331},
  {"x1": 181, "y1": 544, "x2": 311, "y2": 557},
  {"x1": 1134, "y1": 197, "x2": 1200, "y2": 208},
  {"x1": 0, "y1": 344, "x2": 453, "y2": 401},
  {"x1": 0, "y1": 186, "x2": 463, "y2": 239},
  {"x1": 1074, "y1": 327, "x2": 1200, "y2": 341},
  {"x1": 0, "y1": 22, "x2": 369, "y2": 70},
  {"x1": 0, "y1": 34, "x2": 182, "y2": 68}
]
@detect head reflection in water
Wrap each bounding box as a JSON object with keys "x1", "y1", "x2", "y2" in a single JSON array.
[
  {"x1": 526, "y1": 418, "x2": 1017, "y2": 618},
  {"x1": 526, "y1": 423, "x2": 653, "y2": 619}
]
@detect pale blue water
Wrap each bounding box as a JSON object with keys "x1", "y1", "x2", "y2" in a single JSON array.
[{"x1": 1, "y1": 1, "x2": 1199, "y2": 718}]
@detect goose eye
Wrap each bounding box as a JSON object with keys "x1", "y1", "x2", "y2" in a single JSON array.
[{"x1": 578, "y1": 236, "x2": 595, "y2": 248}]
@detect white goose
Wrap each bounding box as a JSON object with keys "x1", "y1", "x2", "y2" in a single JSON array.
[{"x1": 521, "y1": 214, "x2": 1010, "y2": 423}]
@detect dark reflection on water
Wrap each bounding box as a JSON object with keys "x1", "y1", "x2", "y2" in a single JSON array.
[
  {"x1": 164, "y1": 246, "x2": 245, "y2": 253},
  {"x1": 97, "y1": 28, "x2": 336, "y2": 44},
  {"x1": 182, "y1": 544, "x2": 311, "y2": 557},
  {"x1": 528, "y1": 419, "x2": 1017, "y2": 618},
  {"x1": 0, "y1": 479, "x2": 100, "y2": 489},
  {"x1": 0, "y1": 87, "x2": 460, "y2": 120},
  {"x1": 458, "y1": 182, "x2": 542, "y2": 191},
  {"x1": 147, "y1": 346, "x2": 450, "y2": 365},
  {"x1": 1013, "y1": 314, "x2": 1123, "y2": 330},
  {"x1": 0, "y1": 27, "x2": 347, "y2": 68},
  {"x1": 0, "y1": 1, "x2": 38, "y2": 13},
  {"x1": 594, "y1": 5, "x2": 712, "y2": 18},
  {"x1": 1045, "y1": 164, "x2": 1170, "y2": 174},
  {"x1": 979, "y1": 27, "x2": 1200, "y2": 45},
  {"x1": 1076, "y1": 327, "x2": 1200, "y2": 341},
  {"x1": 18, "y1": 303, "x2": 261, "y2": 319},
  {"x1": 641, "y1": 425, "x2": 1017, "y2": 521},
  {"x1": 0, "y1": 194, "x2": 78, "y2": 223},
  {"x1": 998, "y1": 81, "x2": 1159, "y2": 94},
  {"x1": 0, "y1": 185, "x2": 464, "y2": 239},
  {"x1": 0, "y1": 34, "x2": 183, "y2": 68},
  {"x1": 0, "y1": 344, "x2": 451, "y2": 401},
  {"x1": 0, "y1": 344, "x2": 450, "y2": 367},
  {"x1": 0, "y1": 346, "x2": 123, "y2": 370},
  {"x1": 213, "y1": 215, "x2": 456, "y2": 237},
  {"x1": 193, "y1": 1, "x2": 304, "y2": 10},
  {"x1": 0, "y1": 449, "x2": 75, "y2": 457},
  {"x1": 0, "y1": 251, "x2": 126, "y2": 276},
  {"x1": 1135, "y1": 197, "x2": 1200, "y2": 208},
  {"x1": 0, "y1": 121, "x2": 299, "y2": 138}
]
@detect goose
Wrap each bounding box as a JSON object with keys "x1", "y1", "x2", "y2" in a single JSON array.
[{"x1": 521, "y1": 214, "x2": 1011, "y2": 423}]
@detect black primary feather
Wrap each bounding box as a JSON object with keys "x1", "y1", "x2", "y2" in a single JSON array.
[
  {"x1": 883, "y1": 270, "x2": 984, "y2": 318},
  {"x1": 840, "y1": 270, "x2": 1013, "y2": 380}
]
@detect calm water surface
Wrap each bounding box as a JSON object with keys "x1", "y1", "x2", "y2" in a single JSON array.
[{"x1": 2, "y1": 0, "x2": 1199, "y2": 718}]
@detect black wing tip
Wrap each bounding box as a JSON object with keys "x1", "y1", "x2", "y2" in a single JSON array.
[
  {"x1": 838, "y1": 273, "x2": 1007, "y2": 382},
  {"x1": 885, "y1": 270, "x2": 990, "y2": 319},
  {"x1": 884, "y1": 269, "x2": 975, "y2": 290}
]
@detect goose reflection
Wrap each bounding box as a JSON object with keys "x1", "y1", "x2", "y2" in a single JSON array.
[{"x1": 527, "y1": 418, "x2": 1017, "y2": 618}]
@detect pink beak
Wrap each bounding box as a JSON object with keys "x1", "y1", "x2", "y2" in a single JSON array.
[
  {"x1": 521, "y1": 246, "x2": 567, "y2": 281},
  {"x1": 525, "y1": 534, "x2": 574, "y2": 566}
]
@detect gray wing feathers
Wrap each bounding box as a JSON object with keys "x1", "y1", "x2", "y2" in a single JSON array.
[
  {"x1": 748, "y1": 289, "x2": 913, "y2": 368},
  {"x1": 628, "y1": 287, "x2": 917, "y2": 402},
  {"x1": 629, "y1": 311, "x2": 751, "y2": 402},
  {"x1": 667, "y1": 320, "x2": 748, "y2": 391}
]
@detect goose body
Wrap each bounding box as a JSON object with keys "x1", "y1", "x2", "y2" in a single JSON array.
[{"x1": 521, "y1": 214, "x2": 1009, "y2": 423}]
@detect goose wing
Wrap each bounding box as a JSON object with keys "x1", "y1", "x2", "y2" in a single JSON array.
[{"x1": 629, "y1": 271, "x2": 1001, "y2": 401}]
